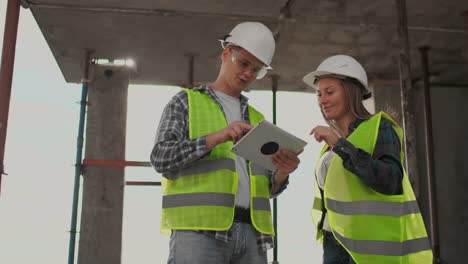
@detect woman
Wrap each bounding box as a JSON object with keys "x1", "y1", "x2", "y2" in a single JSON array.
[{"x1": 303, "y1": 55, "x2": 433, "y2": 264}]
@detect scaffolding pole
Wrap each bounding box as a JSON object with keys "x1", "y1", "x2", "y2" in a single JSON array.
[
  {"x1": 0, "y1": 0, "x2": 20, "y2": 195},
  {"x1": 419, "y1": 46, "x2": 440, "y2": 263},
  {"x1": 464, "y1": 11, "x2": 468, "y2": 45},
  {"x1": 68, "y1": 51, "x2": 91, "y2": 264},
  {"x1": 271, "y1": 74, "x2": 279, "y2": 264},
  {"x1": 187, "y1": 53, "x2": 195, "y2": 88},
  {"x1": 82, "y1": 159, "x2": 158, "y2": 186}
]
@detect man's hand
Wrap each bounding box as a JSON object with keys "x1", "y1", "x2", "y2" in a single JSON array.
[
  {"x1": 272, "y1": 149, "x2": 301, "y2": 188},
  {"x1": 205, "y1": 121, "x2": 253, "y2": 151}
]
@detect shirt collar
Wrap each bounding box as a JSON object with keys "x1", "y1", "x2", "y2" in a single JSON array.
[
  {"x1": 194, "y1": 84, "x2": 250, "y2": 105},
  {"x1": 348, "y1": 118, "x2": 365, "y2": 134}
]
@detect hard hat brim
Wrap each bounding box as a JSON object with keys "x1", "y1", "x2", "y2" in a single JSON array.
[
  {"x1": 302, "y1": 70, "x2": 341, "y2": 88},
  {"x1": 219, "y1": 40, "x2": 273, "y2": 70},
  {"x1": 303, "y1": 70, "x2": 372, "y2": 99}
]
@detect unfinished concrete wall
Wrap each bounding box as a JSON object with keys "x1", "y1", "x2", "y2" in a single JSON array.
[
  {"x1": 373, "y1": 84, "x2": 403, "y2": 124},
  {"x1": 78, "y1": 65, "x2": 129, "y2": 264},
  {"x1": 416, "y1": 86, "x2": 468, "y2": 263},
  {"x1": 374, "y1": 83, "x2": 468, "y2": 263}
]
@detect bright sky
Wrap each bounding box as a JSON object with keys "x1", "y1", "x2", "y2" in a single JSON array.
[{"x1": 0, "y1": 4, "x2": 335, "y2": 263}]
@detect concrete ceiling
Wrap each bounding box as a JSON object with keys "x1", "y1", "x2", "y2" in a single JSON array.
[{"x1": 27, "y1": 0, "x2": 468, "y2": 92}]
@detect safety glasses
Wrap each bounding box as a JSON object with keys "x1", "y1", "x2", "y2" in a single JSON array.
[{"x1": 230, "y1": 48, "x2": 268, "y2": 80}]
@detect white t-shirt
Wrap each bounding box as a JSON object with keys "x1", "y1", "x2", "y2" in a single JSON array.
[
  {"x1": 213, "y1": 90, "x2": 250, "y2": 209},
  {"x1": 317, "y1": 149, "x2": 335, "y2": 231}
]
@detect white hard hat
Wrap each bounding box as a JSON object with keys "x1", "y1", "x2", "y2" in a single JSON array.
[
  {"x1": 220, "y1": 22, "x2": 275, "y2": 69},
  {"x1": 303, "y1": 54, "x2": 371, "y2": 99}
]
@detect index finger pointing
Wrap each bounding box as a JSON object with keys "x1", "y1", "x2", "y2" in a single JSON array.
[
  {"x1": 237, "y1": 122, "x2": 253, "y2": 130},
  {"x1": 310, "y1": 127, "x2": 318, "y2": 135}
]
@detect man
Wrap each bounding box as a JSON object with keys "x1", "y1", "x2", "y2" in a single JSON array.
[{"x1": 150, "y1": 21, "x2": 301, "y2": 264}]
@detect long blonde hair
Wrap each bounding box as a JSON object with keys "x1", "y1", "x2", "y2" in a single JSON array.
[{"x1": 342, "y1": 78, "x2": 372, "y2": 120}]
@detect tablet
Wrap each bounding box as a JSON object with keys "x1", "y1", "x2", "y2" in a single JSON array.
[{"x1": 231, "y1": 120, "x2": 307, "y2": 171}]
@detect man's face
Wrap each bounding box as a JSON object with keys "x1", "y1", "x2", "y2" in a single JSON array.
[{"x1": 221, "y1": 47, "x2": 267, "y2": 92}]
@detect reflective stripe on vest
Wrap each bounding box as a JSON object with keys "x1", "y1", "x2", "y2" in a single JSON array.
[
  {"x1": 163, "y1": 193, "x2": 270, "y2": 211},
  {"x1": 312, "y1": 112, "x2": 433, "y2": 263},
  {"x1": 163, "y1": 192, "x2": 235, "y2": 208},
  {"x1": 166, "y1": 158, "x2": 269, "y2": 178},
  {"x1": 252, "y1": 197, "x2": 271, "y2": 211},
  {"x1": 334, "y1": 231, "x2": 431, "y2": 256},
  {"x1": 326, "y1": 198, "x2": 421, "y2": 216},
  {"x1": 161, "y1": 88, "x2": 274, "y2": 234}
]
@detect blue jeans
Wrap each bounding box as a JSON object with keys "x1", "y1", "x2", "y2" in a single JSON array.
[
  {"x1": 168, "y1": 222, "x2": 267, "y2": 264},
  {"x1": 323, "y1": 231, "x2": 356, "y2": 264}
]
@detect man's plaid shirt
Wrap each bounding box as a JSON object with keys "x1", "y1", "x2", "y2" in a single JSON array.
[{"x1": 150, "y1": 85, "x2": 288, "y2": 251}]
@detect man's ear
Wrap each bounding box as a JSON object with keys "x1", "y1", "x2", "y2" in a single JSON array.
[{"x1": 221, "y1": 48, "x2": 229, "y2": 62}]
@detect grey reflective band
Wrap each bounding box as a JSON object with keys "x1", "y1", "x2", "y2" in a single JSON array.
[
  {"x1": 326, "y1": 198, "x2": 420, "y2": 216},
  {"x1": 163, "y1": 192, "x2": 235, "y2": 208},
  {"x1": 170, "y1": 158, "x2": 236, "y2": 178},
  {"x1": 251, "y1": 164, "x2": 270, "y2": 176},
  {"x1": 252, "y1": 197, "x2": 271, "y2": 211},
  {"x1": 334, "y1": 230, "x2": 431, "y2": 256}
]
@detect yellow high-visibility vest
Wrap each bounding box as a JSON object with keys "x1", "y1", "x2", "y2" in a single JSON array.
[
  {"x1": 161, "y1": 88, "x2": 274, "y2": 235},
  {"x1": 312, "y1": 112, "x2": 433, "y2": 263}
]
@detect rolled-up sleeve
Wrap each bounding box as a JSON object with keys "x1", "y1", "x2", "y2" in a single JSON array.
[
  {"x1": 150, "y1": 92, "x2": 208, "y2": 179},
  {"x1": 270, "y1": 172, "x2": 289, "y2": 198}
]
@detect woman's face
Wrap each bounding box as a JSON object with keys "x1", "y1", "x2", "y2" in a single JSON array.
[{"x1": 316, "y1": 77, "x2": 349, "y2": 121}]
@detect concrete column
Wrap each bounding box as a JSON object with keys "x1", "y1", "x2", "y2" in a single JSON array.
[
  {"x1": 78, "y1": 65, "x2": 129, "y2": 264},
  {"x1": 395, "y1": 0, "x2": 421, "y2": 196}
]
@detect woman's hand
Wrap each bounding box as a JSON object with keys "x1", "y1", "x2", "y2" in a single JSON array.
[{"x1": 310, "y1": 125, "x2": 341, "y2": 148}]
